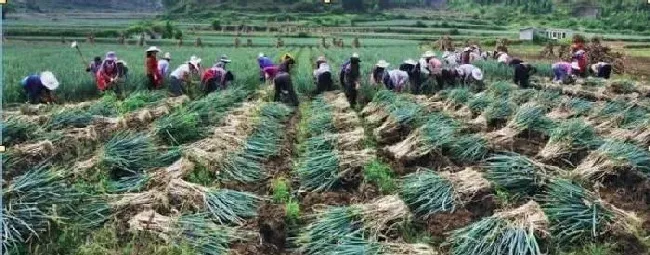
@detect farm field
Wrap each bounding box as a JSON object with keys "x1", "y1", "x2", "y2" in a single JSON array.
[{"x1": 3, "y1": 37, "x2": 650, "y2": 255}]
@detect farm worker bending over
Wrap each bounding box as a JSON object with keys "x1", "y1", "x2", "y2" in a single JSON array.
[
  {"x1": 274, "y1": 55, "x2": 299, "y2": 106},
  {"x1": 158, "y1": 52, "x2": 172, "y2": 78},
  {"x1": 423, "y1": 51, "x2": 444, "y2": 92},
  {"x1": 201, "y1": 62, "x2": 234, "y2": 93},
  {"x1": 399, "y1": 59, "x2": 421, "y2": 94},
  {"x1": 590, "y1": 62, "x2": 612, "y2": 79},
  {"x1": 146, "y1": 46, "x2": 162, "y2": 90},
  {"x1": 313, "y1": 56, "x2": 333, "y2": 94},
  {"x1": 383, "y1": 69, "x2": 410, "y2": 93},
  {"x1": 169, "y1": 56, "x2": 202, "y2": 97},
  {"x1": 340, "y1": 53, "x2": 362, "y2": 108},
  {"x1": 86, "y1": 56, "x2": 102, "y2": 78},
  {"x1": 460, "y1": 47, "x2": 471, "y2": 65},
  {"x1": 572, "y1": 50, "x2": 588, "y2": 77},
  {"x1": 21, "y1": 71, "x2": 59, "y2": 104},
  {"x1": 258, "y1": 53, "x2": 275, "y2": 82},
  {"x1": 96, "y1": 51, "x2": 120, "y2": 92},
  {"x1": 371, "y1": 60, "x2": 390, "y2": 87},
  {"x1": 456, "y1": 64, "x2": 484, "y2": 92},
  {"x1": 551, "y1": 61, "x2": 579, "y2": 84},
  {"x1": 513, "y1": 62, "x2": 537, "y2": 89}
]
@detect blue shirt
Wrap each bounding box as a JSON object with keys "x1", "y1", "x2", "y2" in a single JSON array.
[
  {"x1": 258, "y1": 57, "x2": 274, "y2": 69},
  {"x1": 22, "y1": 75, "x2": 47, "y2": 103}
]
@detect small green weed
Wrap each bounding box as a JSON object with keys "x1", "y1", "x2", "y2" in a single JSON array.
[
  {"x1": 285, "y1": 200, "x2": 301, "y2": 225},
  {"x1": 186, "y1": 164, "x2": 215, "y2": 186},
  {"x1": 272, "y1": 177, "x2": 291, "y2": 203},
  {"x1": 363, "y1": 160, "x2": 397, "y2": 194}
]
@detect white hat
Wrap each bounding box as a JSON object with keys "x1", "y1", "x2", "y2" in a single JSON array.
[
  {"x1": 464, "y1": 47, "x2": 471, "y2": 52},
  {"x1": 163, "y1": 52, "x2": 171, "y2": 60},
  {"x1": 571, "y1": 61, "x2": 580, "y2": 70},
  {"x1": 146, "y1": 46, "x2": 161, "y2": 53},
  {"x1": 70, "y1": 41, "x2": 78, "y2": 48},
  {"x1": 258, "y1": 52, "x2": 265, "y2": 58},
  {"x1": 220, "y1": 54, "x2": 231, "y2": 63},
  {"x1": 352, "y1": 52, "x2": 360, "y2": 59},
  {"x1": 40, "y1": 71, "x2": 59, "y2": 90},
  {"x1": 317, "y1": 56, "x2": 327, "y2": 62},
  {"x1": 422, "y1": 51, "x2": 436, "y2": 58},
  {"x1": 376, "y1": 60, "x2": 389, "y2": 68},
  {"x1": 471, "y1": 68, "x2": 484, "y2": 81},
  {"x1": 189, "y1": 56, "x2": 202, "y2": 67},
  {"x1": 404, "y1": 59, "x2": 417, "y2": 65}
]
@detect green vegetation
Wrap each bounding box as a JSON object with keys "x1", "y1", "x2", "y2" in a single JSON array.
[
  {"x1": 363, "y1": 160, "x2": 397, "y2": 194},
  {"x1": 400, "y1": 170, "x2": 455, "y2": 217},
  {"x1": 272, "y1": 177, "x2": 291, "y2": 203}
]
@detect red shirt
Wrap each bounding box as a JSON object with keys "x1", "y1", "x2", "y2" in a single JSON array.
[{"x1": 146, "y1": 56, "x2": 158, "y2": 76}]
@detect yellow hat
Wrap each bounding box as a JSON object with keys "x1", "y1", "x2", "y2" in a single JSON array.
[{"x1": 282, "y1": 53, "x2": 294, "y2": 61}]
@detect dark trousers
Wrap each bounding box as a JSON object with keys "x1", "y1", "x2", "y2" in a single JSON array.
[
  {"x1": 203, "y1": 78, "x2": 219, "y2": 94},
  {"x1": 147, "y1": 74, "x2": 157, "y2": 90},
  {"x1": 598, "y1": 64, "x2": 612, "y2": 79},
  {"x1": 274, "y1": 73, "x2": 299, "y2": 106},
  {"x1": 169, "y1": 77, "x2": 184, "y2": 97},
  {"x1": 514, "y1": 66, "x2": 530, "y2": 89},
  {"x1": 410, "y1": 74, "x2": 423, "y2": 94},
  {"x1": 316, "y1": 72, "x2": 333, "y2": 94},
  {"x1": 344, "y1": 81, "x2": 357, "y2": 108}
]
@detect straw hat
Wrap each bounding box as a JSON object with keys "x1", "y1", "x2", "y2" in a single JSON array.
[
  {"x1": 70, "y1": 41, "x2": 78, "y2": 48},
  {"x1": 105, "y1": 51, "x2": 117, "y2": 61},
  {"x1": 463, "y1": 47, "x2": 471, "y2": 52},
  {"x1": 404, "y1": 59, "x2": 417, "y2": 65},
  {"x1": 317, "y1": 56, "x2": 327, "y2": 62},
  {"x1": 471, "y1": 68, "x2": 484, "y2": 81},
  {"x1": 40, "y1": 71, "x2": 60, "y2": 90},
  {"x1": 422, "y1": 51, "x2": 436, "y2": 58},
  {"x1": 352, "y1": 52, "x2": 360, "y2": 59},
  {"x1": 163, "y1": 52, "x2": 171, "y2": 60},
  {"x1": 258, "y1": 52, "x2": 265, "y2": 58},
  {"x1": 146, "y1": 46, "x2": 161, "y2": 53},
  {"x1": 376, "y1": 60, "x2": 390, "y2": 68}
]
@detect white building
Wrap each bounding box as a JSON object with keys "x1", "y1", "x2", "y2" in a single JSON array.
[{"x1": 520, "y1": 27, "x2": 573, "y2": 41}]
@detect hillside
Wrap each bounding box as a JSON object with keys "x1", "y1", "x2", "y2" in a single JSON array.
[{"x1": 9, "y1": 0, "x2": 164, "y2": 13}]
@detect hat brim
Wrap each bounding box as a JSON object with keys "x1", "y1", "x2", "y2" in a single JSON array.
[{"x1": 221, "y1": 59, "x2": 232, "y2": 63}]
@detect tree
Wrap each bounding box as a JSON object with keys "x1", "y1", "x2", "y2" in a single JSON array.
[
  {"x1": 163, "y1": 20, "x2": 174, "y2": 39},
  {"x1": 211, "y1": 19, "x2": 221, "y2": 30},
  {"x1": 174, "y1": 29, "x2": 183, "y2": 40}
]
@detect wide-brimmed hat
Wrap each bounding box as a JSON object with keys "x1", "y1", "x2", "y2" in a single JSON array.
[
  {"x1": 376, "y1": 60, "x2": 390, "y2": 68},
  {"x1": 422, "y1": 51, "x2": 436, "y2": 58},
  {"x1": 163, "y1": 52, "x2": 171, "y2": 60},
  {"x1": 351, "y1": 52, "x2": 360, "y2": 59},
  {"x1": 220, "y1": 54, "x2": 231, "y2": 63},
  {"x1": 105, "y1": 51, "x2": 117, "y2": 61},
  {"x1": 71, "y1": 41, "x2": 78, "y2": 49},
  {"x1": 404, "y1": 59, "x2": 417, "y2": 65},
  {"x1": 463, "y1": 47, "x2": 471, "y2": 52},
  {"x1": 471, "y1": 68, "x2": 484, "y2": 81},
  {"x1": 117, "y1": 60, "x2": 128, "y2": 67},
  {"x1": 146, "y1": 46, "x2": 161, "y2": 53},
  {"x1": 571, "y1": 61, "x2": 580, "y2": 70},
  {"x1": 40, "y1": 71, "x2": 60, "y2": 90},
  {"x1": 189, "y1": 56, "x2": 202, "y2": 67},
  {"x1": 258, "y1": 52, "x2": 265, "y2": 58},
  {"x1": 317, "y1": 56, "x2": 327, "y2": 62}
]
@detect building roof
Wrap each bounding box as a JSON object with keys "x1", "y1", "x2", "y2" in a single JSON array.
[{"x1": 519, "y1": 27, "x2": 572, "y2": 32}]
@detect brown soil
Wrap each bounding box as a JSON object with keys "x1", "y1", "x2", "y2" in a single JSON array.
[
  {"x1": 300, "y1": 191, "x2": 354, "y2": 213},
  {"x1": 257, "y1": 203, "x2": 288, "y2": 255},
  {"x1": 425, "y1": 191, "x2": 496, "y2": 237},
  {"x1": 599, "y1": 171, "x2": 650, "y2": 233}
]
